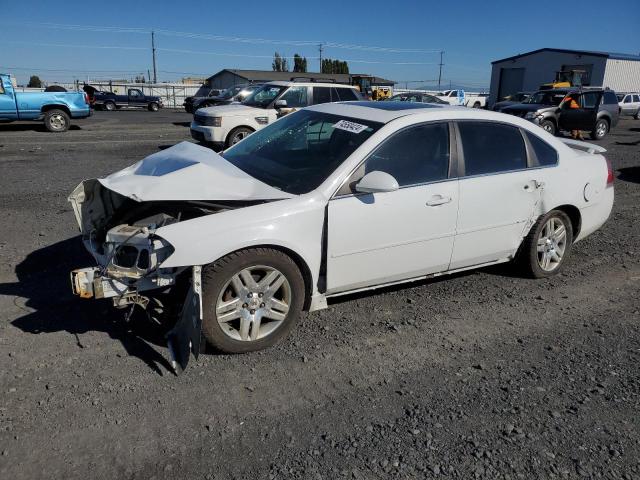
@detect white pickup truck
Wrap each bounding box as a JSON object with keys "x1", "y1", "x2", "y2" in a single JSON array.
[{"x1": 436, "y1": 89, "x2": 488, "y2": 108}]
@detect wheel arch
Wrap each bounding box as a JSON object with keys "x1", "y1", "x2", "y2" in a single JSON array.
[
  {"x1": 552, "y1": 204, "x2": 582, "y2": 240},
  {"x1": 207, "y1": 243, "x2": 315, "y2": 311},
  {"x1": 41, "y1": 104, "x2": 71, "y2": 116},
  {"x1": 226, "y1": 125, "x2": 256, "y2": 144}
]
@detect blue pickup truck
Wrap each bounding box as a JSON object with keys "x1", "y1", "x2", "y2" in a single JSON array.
[{"x1": 0, "y1": 73, "x2": 91, "y2": 132}]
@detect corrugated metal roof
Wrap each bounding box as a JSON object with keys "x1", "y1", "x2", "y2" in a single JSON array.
[
  {"x1": 207, "y1": 69, "x2": 395, "y2": 85},
  {"x1": 492, "y1": 48, "x2": 640, "y2": 64}
]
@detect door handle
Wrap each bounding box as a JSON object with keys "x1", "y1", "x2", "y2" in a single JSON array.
[{"x1": 426, "y1": 195, "x2": 452, "y2": 206}]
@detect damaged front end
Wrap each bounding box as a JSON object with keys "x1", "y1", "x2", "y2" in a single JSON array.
[
  {"x1": 69, "y1": 180, "x2": 208, "y2": 372},
  {"x1": 67, "y1": 142, "x2": 293, "y2": 372}
]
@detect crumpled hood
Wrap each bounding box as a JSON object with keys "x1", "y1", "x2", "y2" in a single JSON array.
[
  {"x1": 98, "y1": 141, "x2": 293, "y2": 202},
  {"x1": 196, "y1": 103, "x2": 262, "y2": 117}
]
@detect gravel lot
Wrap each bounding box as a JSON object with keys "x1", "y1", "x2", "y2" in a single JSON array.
[{"x1": 0, "y1": 110, "x2": 639, "y2": 479}]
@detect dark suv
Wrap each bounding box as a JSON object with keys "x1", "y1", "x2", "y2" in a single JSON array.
[{"x1": 502, "y1": 88, "x2": 619, "y2": 139}]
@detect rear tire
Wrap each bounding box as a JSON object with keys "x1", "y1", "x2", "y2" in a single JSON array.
[
  {"x1": 473, "y1": 101, "x2": 481, "y2": 108},
  {"x1": 43, "y1": 109, "x2": 70, "y2": 132},
  {"x1": 104, "y1": 101, "x2": 116, "y2": 111},
  {"x1": 517, "y1": 210, "x2": 573, "y2": 279},
  {"x1": 591, "y1": 119, "x2": 609, "y2": 140},
  {"x1": 540, "y1": 119, "x2": 556, "y2": 135},
  {"x1": 148, "y1": 102, "x2": 159, "y2": 112},
  {"x1": 201, "y1": 248, "x2": 305, "y2": 353}
]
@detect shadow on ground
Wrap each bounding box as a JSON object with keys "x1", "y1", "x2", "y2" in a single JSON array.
[
  {"x1": 618, "y1": 167, "x2": 640, "y2": 184},
  {"x1": 0, "y1": 124, "x2": 82, "y2": 133},
  {"x1": 172, "y1": 121, "x2": 191, "y2": 127},
  {"x1": 0, "y1": 236, "x2": 175, "y2": 375}
]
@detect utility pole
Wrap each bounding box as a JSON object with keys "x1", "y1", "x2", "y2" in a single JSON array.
[
  {"x1": 437, "y1": 51, "x2": 444, "y2": 90},
  {"x1": 151, "y1": 30, "x2": 157, "y2": 84},
  {"x1": 318, "y1": 43, "x2": 323, "y2": 73}
]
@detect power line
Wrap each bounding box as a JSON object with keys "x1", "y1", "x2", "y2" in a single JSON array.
[{"x1": 11, "y1": 22, "x2": 442, "y2": 54}]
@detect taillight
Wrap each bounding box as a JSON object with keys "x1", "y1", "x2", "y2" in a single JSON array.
[{"x1": 605, "y1": 158, "x2": 614, "y2": 187}]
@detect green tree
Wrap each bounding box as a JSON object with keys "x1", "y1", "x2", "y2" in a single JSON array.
[
  {"x1": 293, "y1": 54, "x2": 308, "y2": 73},
  {"x1": 272, "y1": 52, "x2": 289, "y2": 72},
  {"x1": 321, "y1": 58, "x2": 349, "y2": 74},
  {"x1": 27, "y1": 75, "x2": 42, "y2": 88}
]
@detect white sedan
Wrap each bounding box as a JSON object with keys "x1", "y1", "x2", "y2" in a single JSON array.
[{"x1": 69, "y1": 101, "x2": 614, "y2": 371}]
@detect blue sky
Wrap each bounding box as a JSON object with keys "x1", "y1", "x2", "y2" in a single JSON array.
[{"x1": 1, "y1": 0, "x2": 638, "y2": 88}]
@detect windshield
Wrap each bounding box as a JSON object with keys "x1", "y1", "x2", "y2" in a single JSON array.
[
  {"x1": 194, "y1": 86, "x2": 210, "y2": 97},
  {"x1": 524, "y1": 91, "x2": 565, "y2": 106},
  {"x1": 222, "y1": 110, "x2": 383, "y2": 194},
  {"x1": 242, "y1": 84, "x2": 287, "y2": 108},
  {"x1": 616, "y1": 94, "x2": 625, "y2": 102}
]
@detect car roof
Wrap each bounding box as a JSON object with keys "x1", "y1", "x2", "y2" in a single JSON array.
[
  {"x1": 265, "y1": 81, "x2": 358, "y2": 88},
  {"x1": 307, "y1": 101, "x2": 465, "y2": 123}
]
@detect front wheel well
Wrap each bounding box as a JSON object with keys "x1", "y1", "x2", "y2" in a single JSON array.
[
  {"x1": 553, "y1": 205, "x2": 581, "y2": 240},
  {"x1": 214, "y1": 245, "x2": 314, "y2": 311},
  {"x1": 41, "y1": 104, "x2": 71, "y2": 116}
]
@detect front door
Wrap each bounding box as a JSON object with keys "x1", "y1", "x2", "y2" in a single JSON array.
[
  {"x1": 450, "y1": 121, "x2": 541, "y2": 269},
  {"x1": 559, "y1": 91, "x2": 600, "y2": 131},
  {"x1": 128, "y1": 89, "x2": 145, "y2": 107},
  {"x1": 327, "y1": 122, "x2": 459, "y2": 293},
  {"x1": 0, "y1": 77, "x2": 18, "y2": 120}
]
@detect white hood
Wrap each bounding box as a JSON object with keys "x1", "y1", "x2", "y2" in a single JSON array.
[
  {"x1": 197, "y1": 103, "x2": 263, "y2": 117},
  {"x1": 97, "y1": 141, "x2": 293, "y2": 202}
]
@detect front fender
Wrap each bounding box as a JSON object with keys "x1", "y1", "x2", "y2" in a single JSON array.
[{"x1": 155, "y1": 194, "x2": 326, "y2": 292}]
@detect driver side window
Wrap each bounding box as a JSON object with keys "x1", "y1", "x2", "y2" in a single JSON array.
[
  {"x1": 279, "y1": 86, "x2": 309, "y2": 108},
  {"x1": 340, "y1": 123, "x2": 450, "y2": 194}
]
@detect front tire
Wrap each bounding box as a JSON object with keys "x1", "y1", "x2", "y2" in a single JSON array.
[
  {"x1": 148, "y1": 102, "x2": 159, "y2": 112},
  {"x1": 591, "y1": 119, "x2": 609, "y2": 140},
  {"x1": 225, "y1": 127, "x2": 254, "y2": 148},
  {"x1": 540, "y1": 119, "x2": 556, "y2": 135},
  {"x1": 517, "y1": 210, "x2": 573, "y2": 278},
  {"x1": 201, "y1": 248, "x2": 305, "y2": 353},
  {"x1": 43, "y1": 109, "x2": 70, "y2": 132}
]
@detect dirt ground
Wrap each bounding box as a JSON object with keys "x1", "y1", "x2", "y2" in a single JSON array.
[{"x1": 0, "y1": 110, "x2": 638, "y2": 479}]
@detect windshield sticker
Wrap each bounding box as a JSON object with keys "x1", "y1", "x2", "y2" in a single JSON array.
[{"x1": 333, "y1": 120, "x2": 369, "y2": 134}]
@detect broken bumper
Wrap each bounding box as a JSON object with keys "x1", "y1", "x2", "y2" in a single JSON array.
[{"x1": 71, "y1": 267, "x2": 130, "y2": 299}]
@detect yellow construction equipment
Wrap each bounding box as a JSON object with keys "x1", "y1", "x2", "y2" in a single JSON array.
[{"x1": 540, "y1": 69, "x2": 587, "y2": 90}]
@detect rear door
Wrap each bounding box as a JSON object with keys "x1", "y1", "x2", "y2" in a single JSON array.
[
  {"x1": 450, "y1": 121, "x2": 542, "y2": 269},
  {"x1": 0, "y1": 76, "x2": 18, "y2": 119},
  {"x1": 559, "y1": 92, "x2": 599, "y2": 131}
]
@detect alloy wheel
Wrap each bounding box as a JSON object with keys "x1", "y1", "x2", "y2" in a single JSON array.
[
  {"x1": 216, "y1": 265, "x2": 291, "y2": 342},
  {"x1": 536, "y1": 217, "x2": 567, "y2": 272},
  {"x1": 49, "y1": 114, "x2": 67, "y2": 131}
]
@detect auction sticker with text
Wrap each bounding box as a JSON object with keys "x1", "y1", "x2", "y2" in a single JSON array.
[{"x1": 333, "y1": 120, "x2": 369, "y2": 134}]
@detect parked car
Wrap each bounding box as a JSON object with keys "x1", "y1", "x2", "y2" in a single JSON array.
[
  {"x1": 501, "y1": 89, "x2": 568, "y2": 134},
  {"x1": 385, "y1": 91, "x2": 448, "y2": 104},
  {"x1": 617, "y1": 92, "x2": 640, "y2": 119},
  {"x1": 69, "y1": 101, "x2": 614, "y2": 370},
  {"x1": 183, "y1": 86, "x2": 222, "y2": 113},
  {"x1": 0, "y1": 73, "x2": 91, "y2": 132},
  {"x1": 190, "y1": 80, "x2": 361, "y2": 150},
  {"x1": 191, "y1": 84, "x2": 262, "y2": 112},
  {"x1": 501, "y1": 88, "x2": 619, "y2": 139},
  {"x1": 93, "y1": 88, "x2": 163, "y2": 111},
  {"x1": 491, "y1": 92, "x2": 532, "y2": 112},
  {"x1": 437, "y1": 89, "x2": 487, "y2": 108}
]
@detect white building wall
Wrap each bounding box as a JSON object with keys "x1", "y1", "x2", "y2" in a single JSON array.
[{"x1": 603, "y1": 59, "x2": 640, "y2": 92}]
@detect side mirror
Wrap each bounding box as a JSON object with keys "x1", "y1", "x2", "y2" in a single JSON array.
[
  {"x1": 355, "y1": 171, "x2": 399, "y2": 194},
  {"x1": 274, "y1": 99, "x2": 288, "y2": 108}
]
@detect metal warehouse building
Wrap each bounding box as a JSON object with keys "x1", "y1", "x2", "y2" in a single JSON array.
[
  {"x1": 489, "y1": 48, "x2": 640, "y2": 106},
  {"x1": 205, "y1": 69, "x2": 395, "y2": 89}
]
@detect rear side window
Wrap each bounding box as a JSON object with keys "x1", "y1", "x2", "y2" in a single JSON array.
[
  {"x1": 525, "y1": 131, "x2": 558, "y2": 167},
  {"x1": 313, "y1": 87, "x2": 332, "y2": 105},
  {"x1": 634, "y1": 95, "x2": 640, "y2": 102},
  {"x1": 335, "y1": 88, "x2": 358, "y2": 101},
  {"x1": 363, "y1": 122, "x2": 450, "y2": 187},
  {"x1": 459, "y1": 122, "x2": 526, "y2": 176},
  {"x1": 581, "y1": 92, "x2": 600, "y2": 108},
  {"x1": 603, "y1": 91, "x2": 618, "y2": 105}
]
